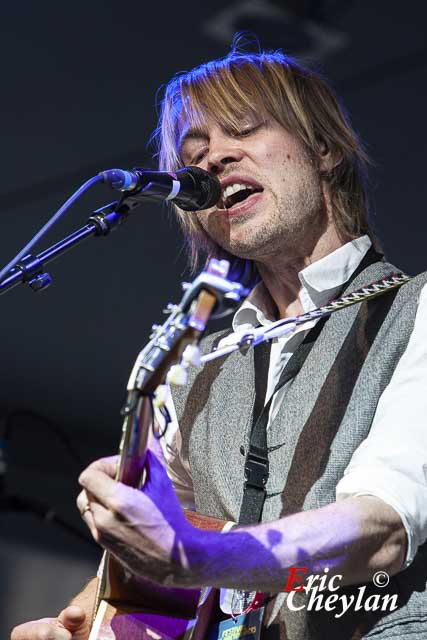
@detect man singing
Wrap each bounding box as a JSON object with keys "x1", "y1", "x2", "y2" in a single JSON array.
[{"x1": 12, "y1": 45, "x2": 427, "y2": 639}]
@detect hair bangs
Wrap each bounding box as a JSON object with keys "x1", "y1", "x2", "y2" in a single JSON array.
[
  {"x1": 154, "y1": 47, "x2": 378, "y2": 278},
  {"x1": 175, "y1": 61, "x2": 277, "y2": 158}
]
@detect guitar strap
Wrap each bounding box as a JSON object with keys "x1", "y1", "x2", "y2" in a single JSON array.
[{"x1": 238, "y1": 246, "x2": 392, "y2": 526}]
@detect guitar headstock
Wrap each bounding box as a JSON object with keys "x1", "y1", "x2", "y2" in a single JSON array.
[
  {"x1": 116, "y1": 259, "x2": 247, "y2": 486},
  {"x1": 125, "y1": 258, "x2": 248, "y2": 397}
]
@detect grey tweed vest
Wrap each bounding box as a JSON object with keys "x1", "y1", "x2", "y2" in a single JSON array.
[{"x1": 172, "y1": 260, "x2": 427, "y2": 639}]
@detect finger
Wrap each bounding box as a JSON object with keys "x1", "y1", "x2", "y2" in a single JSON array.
[
  {"x1": 148, "y1": 432, "x2": 167, "y2": 468},
  {"x1": 144, "y1": 448, "x2": 174, "y2": 497},
  {"x1": 11, "y1": 620, "x2": 71, "y2": 640},
  {"x1": 85, "y1": 499, "x2": 121, "y2": 544},
  {"x1": 81, "y1": 513, "x2": 100, "y2": 543},
  {"x1": 76, "y1": 488, "x2": 90, "y2": 514},
  {"x1": 77, "y1": 488, "x2": 95, "y2": 522},
  {"x1": 143, "y1": 450, "x2": 187, "y2": 530},
  {"x1": 89, "y1": 455, "x2": 118, "y2": 478},
  {"x1": 80, "y1": 456, "x2": 118, "y2": 480},
  {"x1": 57, "y1": 605, "x2": 86, "y2": 631},
  {"x1": 80, "y1": 498, "x2": 107, "y2": 542},
  {"x1": 76, "y1": 488, "x2": 101, "y2": 543},
  {"x1": 78, "y1": 468, "x2": 118, "y2": 507}
]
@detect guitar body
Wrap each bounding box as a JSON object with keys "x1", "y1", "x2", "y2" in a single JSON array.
[
  {"x1": 88, "y1": 597, "x2": 206, "y2": 640},
  {"x1": 88, "y1": 590, "x2": 220, "y2": 640},
  {"x1": 89, "y1": 512, "x2": 227, "y2": 640}
]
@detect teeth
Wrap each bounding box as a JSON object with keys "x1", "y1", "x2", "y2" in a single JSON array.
[{"x1": 222, "y1": 183, "x2": 255, "y2": 200}]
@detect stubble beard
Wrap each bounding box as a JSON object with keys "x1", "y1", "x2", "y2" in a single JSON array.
[{"x1": 221, "y1": 172, "x2": 326, "y2": 263}]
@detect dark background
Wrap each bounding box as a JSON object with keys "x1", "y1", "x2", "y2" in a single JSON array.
[{"x1": 1, "y1": 1, "x2": 427, "y2": 634}]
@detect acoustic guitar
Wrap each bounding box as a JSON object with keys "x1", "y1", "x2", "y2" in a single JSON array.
[{"x1": 88, "y1": 259, "x2": 247, "y2": 640}]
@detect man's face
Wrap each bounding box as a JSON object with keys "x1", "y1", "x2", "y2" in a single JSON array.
[{"x1": 179, "y1": 114, "x2": 328, "y2": 263}]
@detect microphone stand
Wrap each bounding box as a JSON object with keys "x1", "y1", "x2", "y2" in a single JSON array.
[
  {"x1": 0, "y1": 182, "x2": 228, "y2": 548},
  {"x1": 0, "y1": 168, "x2": 219, "y2": 296},
  {"x1": 0, "y1": 193, "x2": 146, "y2": 542},
  {"x1": 0, "y1": 200, "x2": 132, "y2": 296}
]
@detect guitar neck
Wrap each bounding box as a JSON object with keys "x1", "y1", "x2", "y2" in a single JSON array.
[
  {"x1": 88, "y1": 264, "x2": 246, "y2": 639},
  {"x1": 94, "y1": 386, "x2": 227, "y2": 614}
]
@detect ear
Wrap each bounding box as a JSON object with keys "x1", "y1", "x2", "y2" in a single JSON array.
[{"x1": 317, "y1": 140, "x2": 343, "y2": 175}]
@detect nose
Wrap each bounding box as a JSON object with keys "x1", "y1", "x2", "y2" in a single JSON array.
[{"x1": 207, "y1": 131, "x2": 244, "y2": 175}]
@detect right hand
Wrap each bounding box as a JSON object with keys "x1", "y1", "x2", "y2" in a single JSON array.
[{"x1": 11, "y1": 605, "x2": 88, "y2": 640}]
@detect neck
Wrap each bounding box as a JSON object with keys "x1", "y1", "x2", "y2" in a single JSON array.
[{"x1": 256, "y1": 222, "x2": 344, "y2": 319}]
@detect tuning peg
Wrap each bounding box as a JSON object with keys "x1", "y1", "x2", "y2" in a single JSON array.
[
  {"x1": 206, "y1": 258, "x2": 230, "y2": 278},
  {"x1": 153, "y1": 384, "x2": 169, "y2": 409},
  {"x1": 182, "y1": 344, "x2": 202, "y2": 367},
  {"x1": 149, "y1": 323, "x2": 161, "y2": 338},
  {"x1": 224, "y1": 291, "x2": 240, "y2": 302},
  {"x1": 167, "y1": 364, "x2": 188, "y2": 387},
  {"x1": 163, "y1": 303, "x2": 177, "y2": 314}
]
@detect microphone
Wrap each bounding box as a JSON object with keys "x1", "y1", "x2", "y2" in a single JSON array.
[{"x1": 100, "y1": 166, "x2": 221, "y2": 211}]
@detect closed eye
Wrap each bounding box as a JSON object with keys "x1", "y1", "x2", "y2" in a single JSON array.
[
  {"x1": 184, "y1": 122, "x2": 264, "y2": 164},
  {"x1": 191, "y1": 148, "x2": 208, "y2": 164},
  {"x1": 232, "y1": 123, "x2": 263, "y2": 138}
]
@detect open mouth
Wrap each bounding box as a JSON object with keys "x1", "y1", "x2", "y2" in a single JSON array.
[{"x1": 220, "y1": 182, "x2": 263, "y2": 210}]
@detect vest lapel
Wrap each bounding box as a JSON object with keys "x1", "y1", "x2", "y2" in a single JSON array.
[{"x1": 262, "y1": 260, "x2": 397, "y2": 520}]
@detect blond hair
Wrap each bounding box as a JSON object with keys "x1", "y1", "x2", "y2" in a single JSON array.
[{"x1": 153, "y1": 47, "x2": 376, "y2": 281}]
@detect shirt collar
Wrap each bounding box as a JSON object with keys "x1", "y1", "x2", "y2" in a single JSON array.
[{"x1": 233, "y1": 235, "x2": 372, "y2": 330}]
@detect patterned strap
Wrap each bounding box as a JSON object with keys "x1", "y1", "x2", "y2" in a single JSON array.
[
  {"x1": 293, "y1": 273, "x2": 411, "y2": 326},
  {"x1": 260, "y1": 273, "x2": 412, "y2": 343},
  {"x1": 201, "y1": 273, "x2": 412, "y2": 363}
]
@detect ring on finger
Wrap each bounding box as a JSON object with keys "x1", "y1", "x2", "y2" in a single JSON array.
[{"x1": 81, "y1": 502, "x2": 91, "y2": 517}]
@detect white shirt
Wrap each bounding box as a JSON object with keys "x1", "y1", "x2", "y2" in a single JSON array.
[{"x1": 165, "y1": 236, "x2": 427, "y2": 566}]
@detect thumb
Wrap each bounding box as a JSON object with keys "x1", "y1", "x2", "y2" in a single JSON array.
[
  {"x1": 148, "y1": 431, "x2": 167, "y2": 468},
  {"x1": 57, "y1": 605, "x2": 87, "y2": 631}
]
